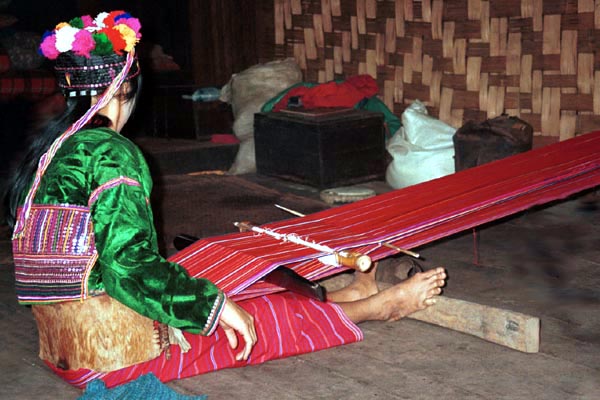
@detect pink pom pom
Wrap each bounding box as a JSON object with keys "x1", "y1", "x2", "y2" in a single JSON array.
[
  {"x1": 81, "y1": 15, "x2": 94, "y2": 28},
  {"x1": 122, "y1": 17, "x2": 142, "y2": 38},
  {"x1": 72, "y1": 30, "x2": 95, "y2": 58},
  {"x1": 39, "y1": 35, "x2": 60, "y2": 60}
]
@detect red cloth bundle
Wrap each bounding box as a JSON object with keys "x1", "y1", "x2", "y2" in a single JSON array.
[{"x1": 272, "y1": 74, "x2": 379, "y2": 112}]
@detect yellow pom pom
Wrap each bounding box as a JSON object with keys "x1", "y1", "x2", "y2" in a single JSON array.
[{"x1": 114, "y1": 24, "x2": 138, "y2": 52}]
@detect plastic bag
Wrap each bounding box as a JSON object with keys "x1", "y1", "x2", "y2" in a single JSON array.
[{"x1": 385, "y1": 100, "x2": 456, "y2": 189}]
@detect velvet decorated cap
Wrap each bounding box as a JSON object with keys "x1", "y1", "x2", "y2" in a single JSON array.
[{"x1": 39, "y1": 11, "x2": 142, "y2": 97}]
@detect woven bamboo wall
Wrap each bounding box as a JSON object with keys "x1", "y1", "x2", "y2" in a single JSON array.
[{"x1": 272, "y1": 0, "x2": 600, "y2": 139}]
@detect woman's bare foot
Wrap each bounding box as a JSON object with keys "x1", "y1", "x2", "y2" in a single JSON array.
[
  {"x1": 337, "y1": 267, "x2": 446, "y2": 323},
  {"x1": 376, "y1": 267, "x2": 446, "y2": 321},
  {"x1": 326, "y1": 263, "x2": 380, "y2": 303}
]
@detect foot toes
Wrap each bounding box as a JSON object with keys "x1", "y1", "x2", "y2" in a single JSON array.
[
  {"x1": 423, "y1": 268, "x2": 441, "y2": 279},
  {"x1": 424, "y1": 297, "x2": 437, "y2": 306},
  {"x1": 425, "y1": 269, "x2": 446, "y2": 281}
]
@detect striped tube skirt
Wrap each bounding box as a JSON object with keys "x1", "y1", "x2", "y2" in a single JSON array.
[{"x1": 46, "y1": 291, "x2": 363, "y2": 389}]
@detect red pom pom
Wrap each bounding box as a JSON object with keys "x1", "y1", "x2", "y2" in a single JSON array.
[
  {"x1": 100, "y1": 27, "x2": 126, "y2": 54},
  {"x1": 104, "y1": 10, "x2": 126, "y2": 27}
]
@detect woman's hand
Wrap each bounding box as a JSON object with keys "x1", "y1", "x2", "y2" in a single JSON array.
[{"x1": 218, "y1": 299, "x2": 257, "y2": 361}]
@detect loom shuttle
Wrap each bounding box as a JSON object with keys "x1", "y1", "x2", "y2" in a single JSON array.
[
  {"x1": 234, "y1": 221, "x2": 372, "y2": 272},
  {"x1": 335, "y1": 250, "x2": 372, "y2": 272}
]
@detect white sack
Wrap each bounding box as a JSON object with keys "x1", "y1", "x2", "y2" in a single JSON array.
[
  {"x1": 385, "y1": 100, "x2": 456, "y2": 189},
  {"x1": 220, "y1": 58, "x2": 302, "y2": 174}
]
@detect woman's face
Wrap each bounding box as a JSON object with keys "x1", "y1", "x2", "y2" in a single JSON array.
[
  {"x1": 92, "y1": 82, "x2": 137, "y2": 133},
  {"x1": 114, "y1": 97, "x2": 136, "y2": 132},
  {"x1": 113, "y1": 82, "x2": 137, "y2": 132}
]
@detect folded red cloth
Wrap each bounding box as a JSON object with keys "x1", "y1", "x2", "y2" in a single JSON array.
[{"x1": 273, "y1": 74, "x2": 379, "y2": 112}]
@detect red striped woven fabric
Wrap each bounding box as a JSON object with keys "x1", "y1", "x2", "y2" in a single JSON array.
[
  {"x1": 0, "y1": 70, "x2": 57, "y2": 100},
  {"x1": 46, "y1": 292, "x2": 362, "y2": 388},
  {"x1": 170, "y1": 131, "x2": 600, "y2": 300}
]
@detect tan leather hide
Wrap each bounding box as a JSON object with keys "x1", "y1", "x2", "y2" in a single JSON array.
[{"x1": 32, "y1": 294, "x2": 164, "y2": 372}]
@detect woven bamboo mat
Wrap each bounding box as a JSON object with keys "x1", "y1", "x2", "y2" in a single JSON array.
[{"x1": 272, "y1": 0, "x2": 600, "y2": 139}]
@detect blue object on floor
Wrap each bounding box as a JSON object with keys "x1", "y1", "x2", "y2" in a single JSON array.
[{"x1": 77, "y1": 373, "x2": 208, "y2": 400}]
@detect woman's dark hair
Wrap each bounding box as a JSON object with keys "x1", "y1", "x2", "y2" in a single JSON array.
[{"x1": 2, "y1": 75, "x2": 141, "y2": 229}]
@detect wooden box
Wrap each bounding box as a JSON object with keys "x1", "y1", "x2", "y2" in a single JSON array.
[{"x1": 254, "y1": 109, "x2": 385, "y2": 188}]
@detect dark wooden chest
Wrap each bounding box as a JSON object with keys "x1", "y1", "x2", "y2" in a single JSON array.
[{"x1": 254, "y1": 109, "x2": 386, "y2": 188}]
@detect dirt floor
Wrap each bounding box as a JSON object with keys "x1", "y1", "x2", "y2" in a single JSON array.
[{"x1": 1, "y1": 165, "x2": 599, "y2": 399}]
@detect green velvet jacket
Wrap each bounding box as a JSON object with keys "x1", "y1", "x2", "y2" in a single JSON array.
[{"x1": 29, "y1": 127, "x2": 224, "y2": 335}]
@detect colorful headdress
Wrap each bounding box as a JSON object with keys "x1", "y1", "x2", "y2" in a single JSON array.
[{"x1": 39, "y1": 10, "x2": 142, "y2": 97}]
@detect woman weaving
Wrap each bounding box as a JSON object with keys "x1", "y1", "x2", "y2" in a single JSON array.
[{"x1": 4, "y1": 11, "x2": 446, "y2": 389}]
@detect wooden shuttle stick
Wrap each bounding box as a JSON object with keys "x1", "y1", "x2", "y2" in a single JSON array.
[
  {"x1": 274, "y1": 204, "x2": 305, "y2": 217},
  {"x1": 381, "y1": 242, "x2": 420, "y2": 259},
  {"x1": 234, "y1": 221, "x2": 372, "y2": 272}
]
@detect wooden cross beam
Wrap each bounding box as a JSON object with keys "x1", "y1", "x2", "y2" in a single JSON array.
[{"x1": 407, "y1": 296, "x2": 540, "y2": 353}]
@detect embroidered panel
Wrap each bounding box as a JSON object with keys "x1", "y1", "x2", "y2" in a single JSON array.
[{"x1": 12, "y1": 204, "x2": 98, "y2": 304}]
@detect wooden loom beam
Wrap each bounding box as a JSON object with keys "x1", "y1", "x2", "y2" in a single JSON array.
[
  {"x1": 408, "y1": 296, "x2": 540, "y2": 353},
  {"x1": 364, "y1": 274, "x2": 539, "y2": 353}
]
